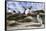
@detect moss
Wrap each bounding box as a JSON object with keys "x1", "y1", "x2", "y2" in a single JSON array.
[
  {"x1": 8, "y1": 23, "x2": 20, "y2": 26},
  {"x1": 18, "y1": 19, "x2": 32, "y2": 23},
  {"x1": 7, "y1": 14, "x2": 26, "y2": 21}
]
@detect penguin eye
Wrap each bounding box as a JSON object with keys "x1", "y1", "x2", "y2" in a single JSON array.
[{"x1": 13, "y1": 11, "x2": 15, "y2": 12}]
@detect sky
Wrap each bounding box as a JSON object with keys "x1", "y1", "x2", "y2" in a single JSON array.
[{"x1": 7, "y1": 1, "x2": 45, "y2": 13}]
